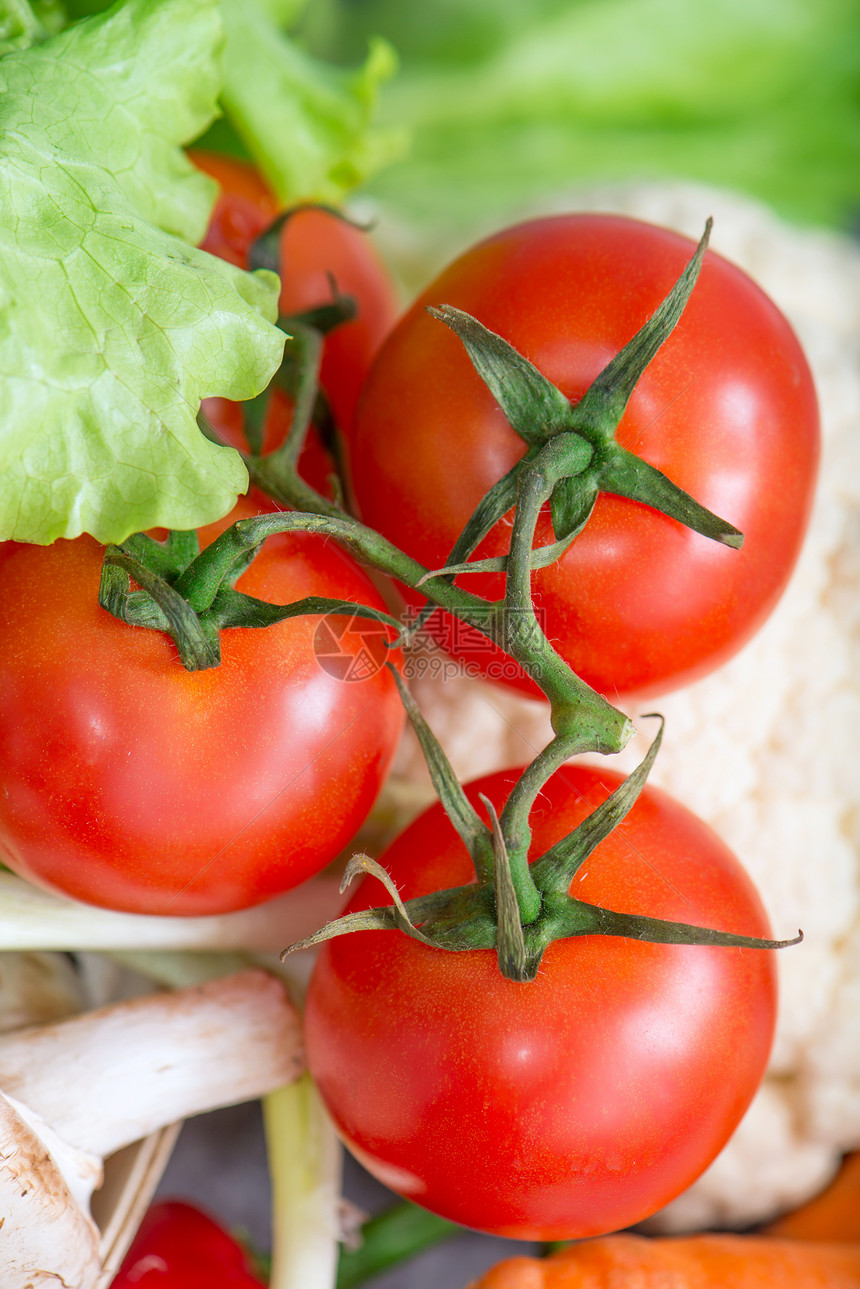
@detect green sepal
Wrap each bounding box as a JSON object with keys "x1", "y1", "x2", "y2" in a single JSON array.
[
  {"x1": 427, "y1": 219, "x2": 741, "y2": 555},
  {"x1": 570, "y1": 219, "x2": 712, "y2": 443},
  {"x1": 598, "y1": 446, "x2": 744, "y2": 548},
  {"x1": 99, "y1": 562, "x2": 172, "y2": 634},
  {"x1": 280, "y1": 857, "x2": 801, "y2": 979},
  {"x1": 119, "y1": 529, "x2": 201, "y2": 579},
  {"x1": 100, "y1": 545, "x2": 221, "y2": 671},
  {"x1": 416, "y1": 436, "x2": 597, "y2": 582},
  {"x1": 481, "y1": 793, "x2": 528, "y2": 981},
  {"x1": 387, "y1": 668, "x2": 492, "y2": 880},
  {"x1": 532, "y1": 716, "x2": 665, "y2": 895},
  {"x1": 280, "y1": 709, "x2": 800, "y2": 978},
  {"x1": 451, "y1": 450, "x2": 540, "y2": 560},
  {"x1": 281, "y1": 875, "x2": 496, "y2": 958},
  {"x1": 427, "y1": 305, "x2": 573, "y2": 446},
  {"x1": 337, "y1": 854, "x2": 439, "y2": 949},
  {"x1": 416, "y1": 527, "x2": 581, "y2": 583},
  {"x1": 99, "y1": 523, "x2": 402, "y2": 671},
  {"x1": 534, "y1": 896, "x2": 803, "y2": 956}
]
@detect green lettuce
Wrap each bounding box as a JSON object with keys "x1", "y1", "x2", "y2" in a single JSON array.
[
  {"x1": 217, "y1": 0, "x2": 405, "y2": 204},
  {"x1": 0, "y1": 0, "x2": 65, "y2": 52},
  {"x1": 59, "y1": 0, "x2": 407, "y2": 207},
  {"x1": 0, "y1": 0, "x2": 285, "y2": 544}
]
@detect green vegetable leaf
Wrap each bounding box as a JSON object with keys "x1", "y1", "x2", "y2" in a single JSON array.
[
  {"x1": 0, "y1": 0, "x2": 285, "y2": 545},
  {"x1": 0, "y1": 0, "x2": 64, "y2": 53},
  {"x1": 218, "y1": 0, "x2": 406, "y2": 204}
]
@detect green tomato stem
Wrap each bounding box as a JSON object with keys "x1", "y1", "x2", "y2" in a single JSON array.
[
  {"x1": 104, "y1": 221, "x2": 766, "y2": 987},
  {"x1": 495, "y1": 435, "x2": 633, "y2": 910},
  {"x1": 169, "y1": 507, "x2": 632, "y2": 759}
]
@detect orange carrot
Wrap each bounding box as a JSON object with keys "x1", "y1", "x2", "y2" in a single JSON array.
[
  {"x1": 467, "y1": 1232, "x2": 860, "y2": 1288},
  {"x1": 763, "y1": 1153, "x2": 860, "y2": 1243}
]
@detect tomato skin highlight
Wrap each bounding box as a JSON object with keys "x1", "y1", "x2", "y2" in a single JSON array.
[
  {"x1": 0, "y1": 499, "x2": 404, "y2": 916},
  {"x1": 304, "y1": 764, "x2": 778, "y2": 1240},
  {"x1": 349, "y1": 214, "x2": 819, "y2": 700}
]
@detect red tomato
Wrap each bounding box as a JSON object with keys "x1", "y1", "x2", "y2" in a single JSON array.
[
  {"x1": 0, "y1": 496, "x2": 404, "y2": 916},
  {"x1": 348, "y1": 214, "x2": 819, "y2": 700},
  {"x1": 191, "y1": 150, "x2": 399, "y2": 436},
  {"x1": 111, "y1": 1200, "x2": 264, "y2": 1288},
  {"x1": 304, "y1": 763, "x2": 778, "y2": 1240}
]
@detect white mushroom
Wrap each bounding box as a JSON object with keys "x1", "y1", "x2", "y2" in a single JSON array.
[
  {"x1": 0, "y1": 967, "x2": 303, "y2": 1289},
  {"x1": 0, "y1": 1091, "x2": 103, "y2": 1286},
  {"x1": 0, "y1": 951, "x2": 84, "y2": 1031}
]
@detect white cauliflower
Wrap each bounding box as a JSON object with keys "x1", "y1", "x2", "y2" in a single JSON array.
[{"x1": 390, "y1": 180, "x2": 860, "y2": 1229}]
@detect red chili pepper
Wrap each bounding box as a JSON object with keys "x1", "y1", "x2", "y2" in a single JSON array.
[{"x1": 111, "y1": 1200, "x2": 266, "y2": 1287}]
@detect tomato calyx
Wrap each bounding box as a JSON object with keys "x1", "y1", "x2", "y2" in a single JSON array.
[
  {"x1": 98, "y1": 520, "x2": 401, "y2": 671},
  {"x1": 284, "y1": 716, "x2": 802, "y2": 982},
  {"x1": 416, "y1": 219, "x2": 742, "y2": 604}
]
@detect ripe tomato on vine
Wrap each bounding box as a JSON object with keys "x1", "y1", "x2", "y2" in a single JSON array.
[
  {"x1": 304, "y1": 763, "x2": 778, "y2": 1239},
  {"x1": 349, "y1": 214, "x2": 819, "y2": 699},
  {"x1": 0, "y1": 495, "x2": 404, "y2": 916}
]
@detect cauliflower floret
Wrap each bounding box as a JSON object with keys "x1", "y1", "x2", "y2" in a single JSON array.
[{"x1": 390, "y1": 181, "x2": 860, "y2": 1229}]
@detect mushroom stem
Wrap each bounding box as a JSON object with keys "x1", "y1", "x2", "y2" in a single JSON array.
[{"x1": 0, "y1": 968, "x2": 304, "y2": 1159}]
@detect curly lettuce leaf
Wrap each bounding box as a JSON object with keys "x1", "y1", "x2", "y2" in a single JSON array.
[
  {"x1": 0, "y1": 0, "x2": 285, "y2": 545},
  {"x1": 217, "y1": 0, "x2": 406, "y2": 204}
]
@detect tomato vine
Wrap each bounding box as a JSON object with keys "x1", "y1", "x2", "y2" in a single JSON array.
[{"x1": 96, "y1": 210, "x2": 803, "y2": 975}]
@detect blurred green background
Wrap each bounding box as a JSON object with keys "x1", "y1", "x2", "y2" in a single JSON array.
[{"x1": 292, "y1": 0, "x2": 860, "y2": 240}]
